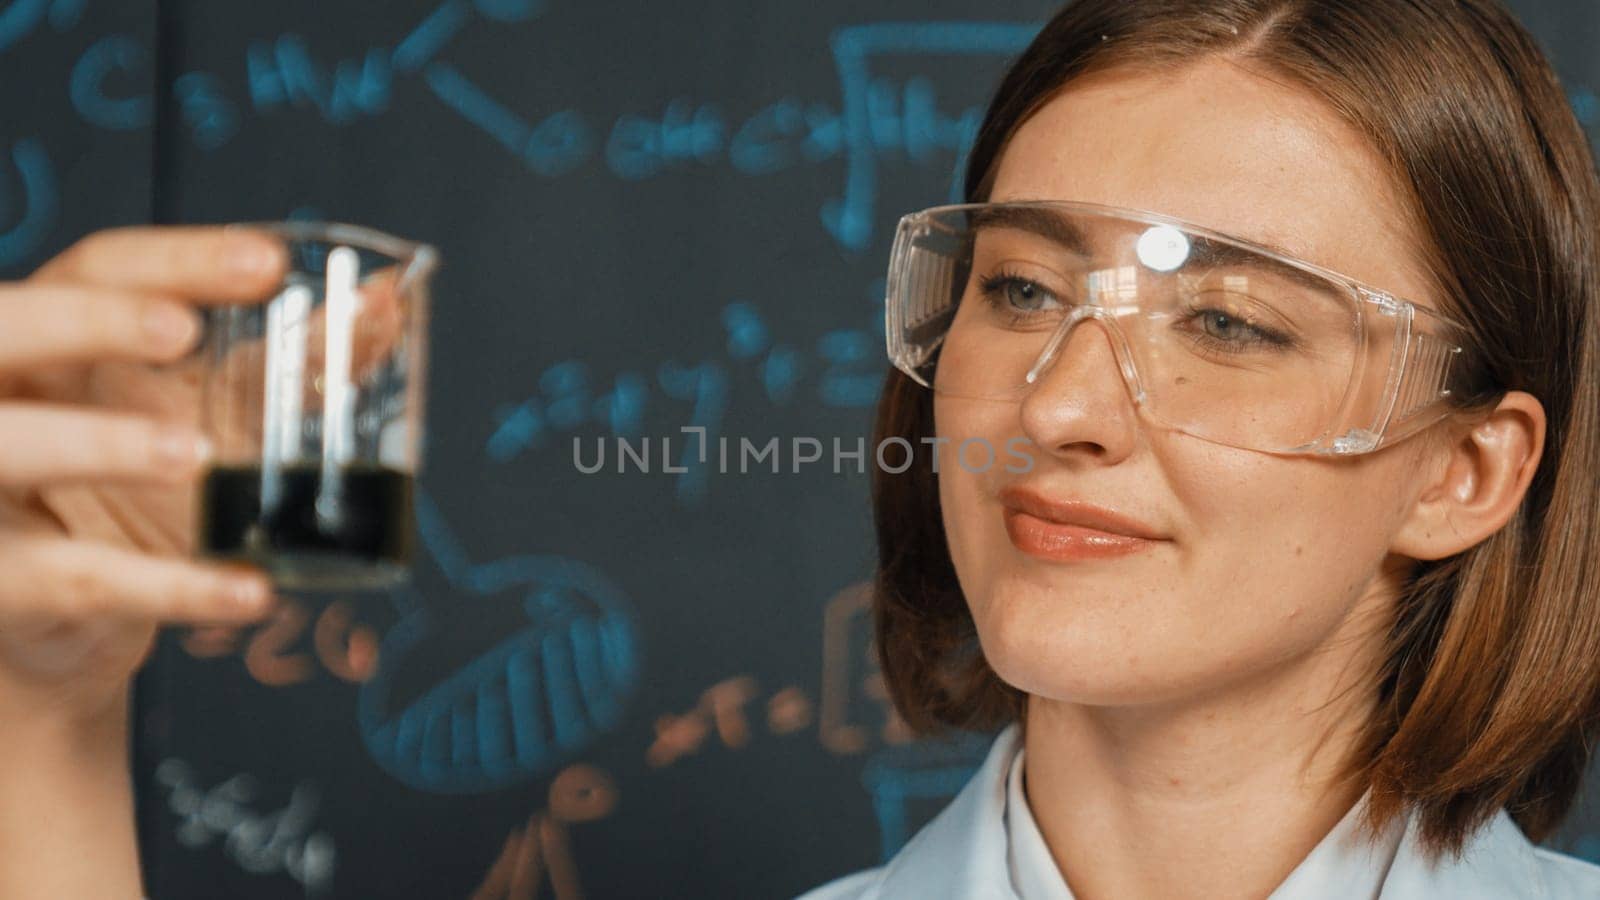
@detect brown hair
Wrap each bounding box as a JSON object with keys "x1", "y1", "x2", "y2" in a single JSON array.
[{"x1": 870, "y1": 0, "x2": 1600, "y2": 861}]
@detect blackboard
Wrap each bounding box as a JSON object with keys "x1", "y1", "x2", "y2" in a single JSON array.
[{"x1": 2, "y1": 1, "x2": 1599, "y2": 897}]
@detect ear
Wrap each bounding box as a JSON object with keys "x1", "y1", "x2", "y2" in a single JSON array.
[{"x1": 1391, "y1": 391, "x2": 1546, "y2": 561}]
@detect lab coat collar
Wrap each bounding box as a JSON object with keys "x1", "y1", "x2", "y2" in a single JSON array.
[{"x1": 871, "y1": 723, "x2": 1570, "y2": 899}]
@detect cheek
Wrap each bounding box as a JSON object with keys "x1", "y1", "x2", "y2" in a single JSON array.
[
  {"x1": 1169, "y1": 446, "x2": 1402, "y2": 589},
  {"x1": 933, "y1": 398, "x2": 1019, "y2": 599},
  {"x1": 936, "y1": 423, "x2": 1411, "y2": 706},
  {"x1": 1154, "y1": 444, "x2": 1407, "y2": 652}
]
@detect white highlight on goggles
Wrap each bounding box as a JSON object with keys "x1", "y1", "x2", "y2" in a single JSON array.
[{"x1": 1135, "y1": 224, "x2": 1189, "y2": 272}]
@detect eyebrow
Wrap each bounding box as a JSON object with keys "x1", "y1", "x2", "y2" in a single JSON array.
[
  {"x1": 1185, "y1": 237, "x2": 1345, "y2": 296},
  {"x1": 968, "y1": 205, "x2": 1092, "y2": 256},
  {"x1": 969, "y1": 205, "x2": 1342, "y2": 296}
]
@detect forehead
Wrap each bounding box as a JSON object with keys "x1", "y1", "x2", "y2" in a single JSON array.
[{"x1": 986, "y1": 59, "x2": 1437, "y2": 309}]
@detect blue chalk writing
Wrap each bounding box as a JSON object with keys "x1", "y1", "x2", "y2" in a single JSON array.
[
  {"x1": 541, "y1": 362, "x2": 594, "y2": 430},
  {"x1": 655, "y1": 360, "x2": 731, "y2": 503},
  {"x1": 69, "y1": 34, "x2": 152, "y2": 129},
  {"x1": 0, "y1": 139, "x2": 57, "y2": 269},
  {"x1": 762, "y1": 344, "x2": 804, "y2": 405},
  {"x1": 822, "y1": 22, "x2": 1041, "y2": 250},
  {"x1": 818, "y1": 328, "x2": 881, "y2": 408},
  {"x1": 605, "y1": 100, "x2": 725, "y2": 180},
  {"x1": 429, "y1": 77, "x2": 987, "y2": 225},
  {"x1": 423, "y1": 62, "x2": 527, "y2": 153},
  {"x1": 174, "y1": 72, "x2": 240, "y2": 150},
  {"x1": 484, "y1": 289, "x2": 885, "y2": 499},
  {"x1": 247, "y1": 36, "x2": 392, "y2": 124},
  {"x1": 523, "y1": 109, "x2": 590, "y2": 176},
  {"x1": 0, "y1": 0, "x2": 46, "y2": 56},
  {"x1": 358, "y1": 487, "x2": 640, "y2": 793},
  {"x1": 392, "y1": 0, "x2": 469, "y2": 72},
  {"x1": 424, "y1": 63, "x2": 593, "y2": 175},
  {"x1": 729, "y1": 99, "x2": 844, "y2": 175},
  {"x1": 53, "y1": 5, "x2": 1025, "y2": 255},
  {"x1": 722, "y1": 302, "x2": 768, "y2": 359},
  {"x1": 729, "y1": 100, "x2": 804, "y2": 175}
]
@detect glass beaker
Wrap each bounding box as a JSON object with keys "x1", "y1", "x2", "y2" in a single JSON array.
[{"x1": 193, "y1": 221, "x2": 437, "y2": 590}]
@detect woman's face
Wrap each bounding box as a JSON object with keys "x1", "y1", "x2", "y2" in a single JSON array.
[{"x1": 939, "y1": 58, "x2": 1444, "y2": 706}]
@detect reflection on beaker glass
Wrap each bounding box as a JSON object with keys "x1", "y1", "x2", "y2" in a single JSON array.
[{"x1": 193, "y1": 221, "x2": 437, "y2": 591}]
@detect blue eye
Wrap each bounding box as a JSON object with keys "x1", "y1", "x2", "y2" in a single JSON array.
[
  {"x1": 977, "y1": 272, "x2": 1060, "y2": 315},
  {"x1": 1176, "y1": 302, "x2": 1296, "y2": 355},
  {"x1": 1198, "y1": 309, "x2": 1267, "y2": 342}
]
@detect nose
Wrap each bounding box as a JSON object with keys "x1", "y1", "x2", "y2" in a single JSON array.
[{"x1": 1017, "y1": 309, "x2": 1142, "y2": 464}]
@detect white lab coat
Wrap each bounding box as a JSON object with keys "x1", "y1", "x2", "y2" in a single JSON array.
[{"x1": 796, "y1": 723, "x2": 1600, "y2": 899}]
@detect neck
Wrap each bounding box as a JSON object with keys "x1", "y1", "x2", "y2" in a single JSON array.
[{"x1": 1021, "y1": 614, "x2": 1386, "y2": 900}]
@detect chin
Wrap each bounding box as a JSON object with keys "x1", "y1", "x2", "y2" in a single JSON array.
[{"x1": 965, "y1": 577, "x2": 1167, "y2": 706}]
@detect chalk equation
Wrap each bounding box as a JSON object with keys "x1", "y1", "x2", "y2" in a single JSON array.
[
  {"x1": 469, "y1": 762, "x2": 616, "y2": 900},
  {"x1": 181, "y1": 597, "x2": 381, "y2": 687},
  {"x1": 47, "y1": 3, "x2": 1039, "y2": 253},
  {"x1": 640, "y1": 580, "x2": 991, "y2": 861},
  {"x1": 6, "y1": 3, "x2": 1600, "y2": 272},
  {"x1": 646, "y1": 675, "x2": 814, "y2": 769},
  {"x1": 423, "y1": 19, "x2": 1042, "y2": 251},
  {"x1": 155, "y1": 758, "x2": 337, "y2": 895},
  {"x1": 485, "y1": 288, "x2": 885, "y2": 506}
]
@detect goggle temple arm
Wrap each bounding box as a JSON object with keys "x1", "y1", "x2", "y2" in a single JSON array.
[{"x1": 1327, "y1": 290, "x2": 1464, "y2": 455}]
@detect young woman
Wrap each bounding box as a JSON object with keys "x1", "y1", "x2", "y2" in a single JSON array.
[
  {"x1": 3, "y1": 2, "x2": 1600, "y2": 899},
  {"x1": 801, "y1": 0, "x2": 1600, "y2": 897}
]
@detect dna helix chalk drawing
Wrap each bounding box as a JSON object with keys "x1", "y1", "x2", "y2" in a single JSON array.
[{"x1": 358, "y1": 486, "x2": 640, "y2": 793}]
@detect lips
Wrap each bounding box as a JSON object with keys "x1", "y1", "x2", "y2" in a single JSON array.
[{"x1": 999, "y1": 485, "x2": 1168, "y2": 561}]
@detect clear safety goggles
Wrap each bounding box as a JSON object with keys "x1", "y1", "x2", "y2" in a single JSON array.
[{"x1": 885, "y1": 200, "x2": 1470, "y2": 456}]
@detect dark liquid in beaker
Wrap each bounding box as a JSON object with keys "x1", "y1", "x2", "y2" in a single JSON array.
[{"x1": 200, "y1": 461, "x2": 413, "y2": 587}]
